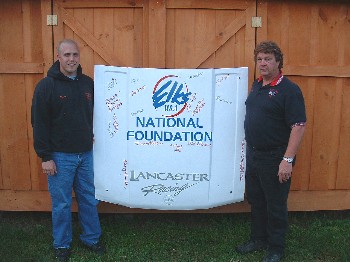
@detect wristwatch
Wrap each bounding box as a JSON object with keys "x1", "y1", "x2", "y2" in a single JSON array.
[{"x1": 283, "y1": 156, "x2": 294, "y2": 163}]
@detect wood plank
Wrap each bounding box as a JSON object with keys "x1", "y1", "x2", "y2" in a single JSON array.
[
  {"x1": 93, "y1": 8, "x2": 115, "y2": 53},
  {"x1": 0, "y1": 75, "x2": 3, "y2": 189},
  {"x1": 316, "y1": 5, "x2": 343, "y2": 67},
  {"x1": 113, "y1": 8, "x2": 139, "y2": 66},
  {"x1": 264, "y1": 1, "x2": 283, "y2": 44},
  {"x1": 0, "y1": 150, "x2": 2, "y2": 188},
  {"x1": 29, "y1": 1, "x2": 44, "y2": 62},
  {"x1": 285, "y1": 3, "x2": 312, "y2": 67},
  {"x1": 335, "y1": 6, "x2": 350, "y2": 188},
  {"x1": 336, "y1": 78, "x2": 350, "y2": 189},
  {"x1": 133, "y1": 8, "x2": 144, "y2": 67},
  {"x1": 63, "y1": 9, "x2": 75, "y2": 43},
  {"x1": 60, "y1": 0, "x2": 143, "y2": 8},
  {"x1": 0, "y1": 63, "x2": 44, "y2": 74},
  {"x1": 207, "y1": 9, "x2": 236, "y2": 68},
  {"x1": 309, "y1": 78, "x2": 341, "y2": 190},
  {"x1": 167, "y1": 0, "x2": 249, "y2": 10},
  {"x1": 290, "y1": 77, "x2": 314, "y2": 191},
  {"x1": 256, "y1": 0, "x2": 268, "y2": 66},
  {"x1": 165, "y1": 8, "x2": 175, "y2": 68},
  {"x1": 26, "y1": 75, "x2": 47, "y2": 191},
  {"x1": 195, "y1": 9, "x2": 216, "y2": 68},
  {"x1": 142, "y1": 0, "x2": 150, "y2": 67},
  {"x1": 328, "y1": 78, "x2": 343, "y2": 189},
  {"x1": 173, "y1": 9, "x2": 196, "y2": 68},
  {"x1": 0, "y1": 1, "x2": 24, "y2": 62},
  {"x1": 41, "y1": 0, "x2": 54, "y2": 73},
  {"x1": 273, "y1": 3, "x2": 350, "y2": 77},
  {"x1": 23, "y1": 0, "x2": 45, "y2": 191},
  {"x1": 148, "y1": 0, "x2": 166, "y2": 68},
  {"x1": 290, "y1": 5, "x2": 320, "y2": 191},
  {"x1": 280, "y1": 3, "x2": 290, "y2": 66},
  {"x1": 90, "y1": 7, "x2": 116, "y2": 68},
  {"x1": 22, "y1": 0, "x2": 32, "y2": 62},
  {"x1": 53, "y1": 0, "x2": 64, "y2": 44},
  {"x1": 284, "y1": 65, "x2": 350, "y2": 78},
  {"x1": 288, "y1": 190, "x2": 350, "y2": 211},
  {"x1": 0, "y1": 75, "x2": 31, "y2": 190},
  {"x1": 0, "y1": 1, "x2": 32, "y2": 191},
  {"x1": 2, "y1": 189, "x2": 350, "y2": 212},
  {"x1": 0, "y1": 190, "x2": 57, "y2": 211},
  {"x1": 70, "y1": 9, "x2": 95, "y2": 78},
  {"x1": 59, "y1": 5, "x2": 124, "y2": 66},
  {"x1": 171, "y1": 3, "x2": 254, "y2": 69},
  {"x1": 189, "y1": 12, "x2": 246, "y2": 68},
  {"x1": 244, "y1": 2, "x2": 257, "y2": 87}
]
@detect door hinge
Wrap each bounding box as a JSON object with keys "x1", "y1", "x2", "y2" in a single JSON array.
[
  {"x1": 252, "y1": 17, "x2": 262, "y2": 28},
  {"x1": 47, "y1": 15, "x2": 58, "y2": 26}
]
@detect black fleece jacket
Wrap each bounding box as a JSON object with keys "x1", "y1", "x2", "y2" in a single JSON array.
[{"x1": 31, "y1": 60, "x2": 94, "y2": 162}]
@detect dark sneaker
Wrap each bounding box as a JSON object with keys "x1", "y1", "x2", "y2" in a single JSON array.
[
  {"x1": 54, "y1": 248, "x2": 71, "y2": 261},
  {"x1": 262, "y1": 251, "x2": 284, "y2": 262},
  {"x1": 83, "y1": 241, "x2": 106, "y2": 254},
  {"x1": 236, "y1": 239, "x2": 268, "y2": 254}
]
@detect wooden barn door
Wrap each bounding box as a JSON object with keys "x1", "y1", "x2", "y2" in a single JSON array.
[
  {"x1": 0, "y1": 0, "x2": 51, "y2": 206},
  {"x1": 0, "y1": 0, "x2": 64, "y2": 211},
  {"x1": 48, "y1": 0, "x2": 257, "y2": 212},
  {"x1": 51, "y1": 0, "x2": 256, "y2": 82},
  {"x1": 257, "y1": 1, "x2": 350, "y2": 210}
]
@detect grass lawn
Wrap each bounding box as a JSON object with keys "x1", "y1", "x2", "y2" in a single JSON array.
[{"x1": 0, "y1": 210, "x2": 349, "y2": 261}]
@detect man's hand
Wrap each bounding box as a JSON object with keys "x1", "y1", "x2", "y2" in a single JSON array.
[
  {"x1": 42, "y1": 160, "x2": 57, "y2": 176},
  {"x1": 278, "y1": 160, "x2": 292, "y2": 183}
]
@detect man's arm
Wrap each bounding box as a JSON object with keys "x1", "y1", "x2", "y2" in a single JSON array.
[
  {"x1": 32, "y1": 79, "x2": 52, "y2": 161},
  {"x1": 278, "y1": 125, "x2": 306, "y2": 183},
  {"x1": 284, "y1": 125, "x2": 306, "y2": 158},
  {"x1": 32, "y1": 78, "x2": 56, "y2": 175}
]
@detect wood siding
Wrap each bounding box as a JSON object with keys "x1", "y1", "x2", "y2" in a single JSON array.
[{"x1": 0, "y1": 0, "x2": 349, "y2": 212}]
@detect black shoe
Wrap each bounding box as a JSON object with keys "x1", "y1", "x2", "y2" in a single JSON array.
[
  {"x1": 54, "y1": 248, "x2": 71, "y2": 262},
  {"x1": 262, "y1": 251, "x2": 284, "y2": 262},
  {"x1": 83, "y1": 241, "x2": 106, "y2": 254},
  {"x1": 236, "y1": 239, "x2": 268, "y2": 254}
]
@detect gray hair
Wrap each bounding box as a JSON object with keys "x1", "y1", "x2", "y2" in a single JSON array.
[{"x1": 254, "y1": 41, "x2": 284, "y2": 69}]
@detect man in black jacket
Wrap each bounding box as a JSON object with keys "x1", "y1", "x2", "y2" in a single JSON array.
[{"x1": 32, "y1": 39, "x2": 104, "y2": 261}]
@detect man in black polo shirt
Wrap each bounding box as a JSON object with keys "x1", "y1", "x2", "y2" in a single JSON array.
[{"x1": 236, "y1": 41, "x2": 306, "y2": 262}]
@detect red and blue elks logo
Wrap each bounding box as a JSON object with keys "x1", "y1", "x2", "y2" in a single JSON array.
[{"x1": 152, "y1": 75, "x2": 192, "y2": 117}]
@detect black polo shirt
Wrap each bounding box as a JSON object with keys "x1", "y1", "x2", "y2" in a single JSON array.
[{"x1": 244, "y1": 74, "x2": 306, "y2": 149}]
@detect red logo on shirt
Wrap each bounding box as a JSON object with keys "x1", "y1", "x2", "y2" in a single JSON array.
[
  {"x1": 85, "y1": 92, "x2": 92, "y2": 101},
  {"x1": 268, "y1": 89, "x2": 279, "y2": 97}
]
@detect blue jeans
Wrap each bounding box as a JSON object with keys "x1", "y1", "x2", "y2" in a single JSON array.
[
  {"x1": 245, "y1": 145, "x2": 291, "y2": 253},
  {"x1": 48, "y1": 151, "x2": 102, "y2": 249}
]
